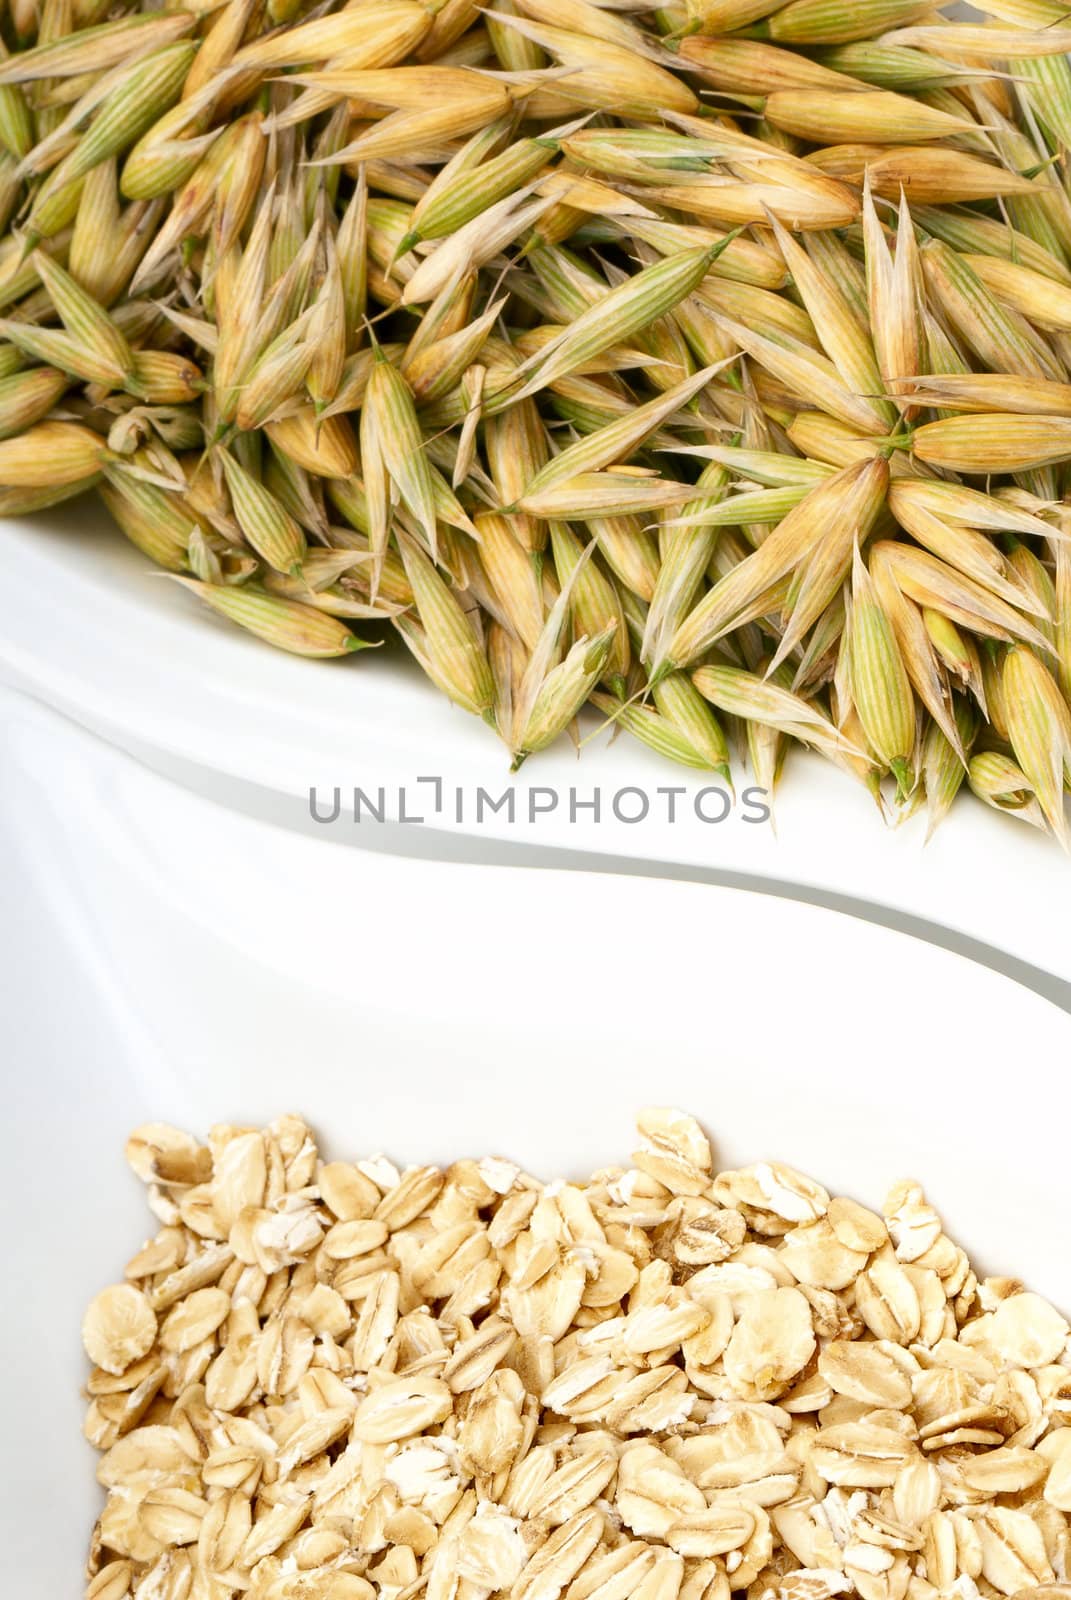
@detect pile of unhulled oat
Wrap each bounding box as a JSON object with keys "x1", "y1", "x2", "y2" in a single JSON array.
[
  {"x1": 9, "y1": 0, "x2": 1071, "y2": 836},
  {"x1": 82, "y1": 1111, "x2": 1071, "y2": 1600}
]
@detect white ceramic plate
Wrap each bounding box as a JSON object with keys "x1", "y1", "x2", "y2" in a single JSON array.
[
  {"x1": 2, "y1": 507, "x2": 1070, "y2": 985},
  {"x1": 3, "y1": 690, "x2": 1071, "y2": 1592}
]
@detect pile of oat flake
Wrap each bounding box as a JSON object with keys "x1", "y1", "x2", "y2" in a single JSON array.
[{"x1": 81, "y1": 1110, "x2": 1071, "y2": 1600}]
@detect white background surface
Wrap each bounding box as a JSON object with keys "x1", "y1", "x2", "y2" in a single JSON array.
[
  {"x1": 2, "y1": 506, "x2": 1070, "y2": 986},
  {"x1": 3, "y1": 688, "x2": 1071, "y2": 1593}
]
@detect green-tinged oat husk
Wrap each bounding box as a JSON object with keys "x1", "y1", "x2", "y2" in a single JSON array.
[
  {"x1": 968, "y1": 748, "x2": 1046, "y2": 829},
  {"x1": 692, "y1": 664, "x2": 858, "y2": 760},
  {"x1": 1001, "y1": 645, "x2": 1071, "y2": 847},
  {"x1": 217, "y1": 449, "x2": 306, "y2": 576},
  {"x1": 173, "y1": 578, "x2": 372, "y2": 657},
  {"x1": 846, "y1": 545, "x2": 916, "y2": 796},
  {"x1": 512, "y1": 623, "x2": 618, "y2": 766},
  {"x1": 398, "y1": 532, "x2": 495, "y2": 721},
  {"x1": 922, "y1": 697, "x2": 975, "y2": 841}
]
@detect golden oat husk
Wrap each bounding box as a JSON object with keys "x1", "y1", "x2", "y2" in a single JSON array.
[
  {"x1": 860, "y1": 181, "x2": 921, "y2": 418},
  {"x1": 488, "y1": 16, "x2": 697, "y2": 119},
  {"x1": 765, "y1": 89, "x2": 976, "y2": 145},
  {"x1": 0, "y1": 418, "x2": 109, "y2": 484},
  {"x1": 46, "y1": 41, "x2": 198, "y2": 196},
  {"x1": 233, "y1": 3, "x2": 432, "y2": 71},
  {"x1": 1006, "y1": 543, "x2": 1056, "y2": 651},
  {"x1": 402, "y1": 296, "x2": 505, "y2": 404},
  {"x1": 520, "y1": 471, "x2": 698, "y2": 521},
  {"x1": 68, "y1": 159, "x2": 120, "y2": 295},
  {"x1": 784, "y1": 416, "x2": 912, "y2": 482},
  {"x1": 362, "y1": 352, "x2": 438, "y2": 554},
  {"x1": 180, "y1": 0, "x2": 260, "y2": 102},
  {"x1": 487, "y1": 615, "x2": 526, "y2": 739},
  {"x1": 486, "y1": 0, "x2": 546, "y2": 69},
  {"x1": 808, "y1": 146, "x2": 1038, "y2": 203},
  {"x1": 212, "y1": 117, "x2": 269, "y2": 259},
  {"x1": 534, "y1": 169, "x2": 661, "y2": 229},
  {"x1": 1017, "y1": 52, "x2": 1071, "y2": 159},
  {"x1": 911, "y1": 415, "x2": 1071, "y2": 474},
  {"x1": 0, "y1": 363, "x2": 67, "y2": 438},
  {"x1": 0, "y1": 477, "x2": 100, "y2": 515},
  {"x1": 892, "y1": 373, "x2": 1071, "y2": 416},
  {"x1": 262, "y1": 443, "x2": 326, "y2": 538},
  {"x1": 923, "y1": 608, "x2": 985, "y2": 693},
  {"x1": 684, "y1": 0, "x2": 785, "y2": 31},
  {"x1": 33, "y1": 247, "x2": 135, "y2": 387},
  {"x1": 746, "y1": 666, "x2": 793, "y2": 809},
  {"x1": 712, "y1": 313, "x2": 889, "y2": 437},
  {"x1": 869, "y1": 539, "x2": 1053, "y2": 654},
  {"x1": 886, "y1": 483, "x2": 1049, "y2": 618},
  {"x1": 518, "y1": 0, "x2": 669, "y2": 61},
  {"x1": 264, "y1": 411, "x2": 358, "y2": 481},
  {"x1": 232, "y1": 316, "x2": 316, "y2": 433},
  {"x1": 305, "y1": 242, "x2": 346, "y2": 414},
  {"x1": 626, "y1": 175, "x2": 858, "y2": 231},
  {"x1": 885, "y1": 22, "x2": 1071, "y2": 57},
  {"x1": 621, "y1": 215, "x2": 786, "y2": 292},
  {"x1": 678, "y1": 35, "x2": 861, "y2": 96},
  {"x1": 696, "y1": 276, "x2": 818, "y2": 351},
  {"x1": 663, "y1": 455, "x2": 889, "y2": 675},
  {"x1": 119, "y1": 99, "x2": 223, "y2": 205},
  {"x1": 484, "y1": 388, "x2": 549, "y2": 555},
  {"x1": 130, "y1": 351, "x2": 202, "y2": 406},
  {"x1": 974, "y1": 104, "x2": 1071, "y2": 270},
  {"x1": 0, "y1": 13, "x2": 194, "y2": 87},
  {"x1": 400, "y1": 188, "x2": 560, "y2": 307},
  {"x1": 815, "y1": 41, "x2": 991, "y2": 91},
  {"x1": 128, "y1": 116, "x2": 252, "y2": 290},
  {"x1": 475, "y1": 508, "x2": 545, "y2": 652},
  {"x1": 520, "y1": 359, "x2": 732, "y2": 500},
  {"x1": 1048, "y1": 532, "x2": 1071, "y2": 708},
  {"x1": 585, "y1": 513, "x2": 660, "y2": 604},
  {"x1": 962, "y1": 254, "x2": 1071, "y2": 334},
  {"x1": 404, "y1": 131, "x2": 557, "y2": 250},
  {"x1": 764, "y1": 210, "x2": 894, "y2": 431}
]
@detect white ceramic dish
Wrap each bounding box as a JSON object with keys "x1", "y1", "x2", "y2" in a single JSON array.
[
  {"x1": 3, "y1": 687, "x2": 1071, "y2": 1593},
  {"x1": 2, "y1": 507, "x2": 1071, "y2": 986}
]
